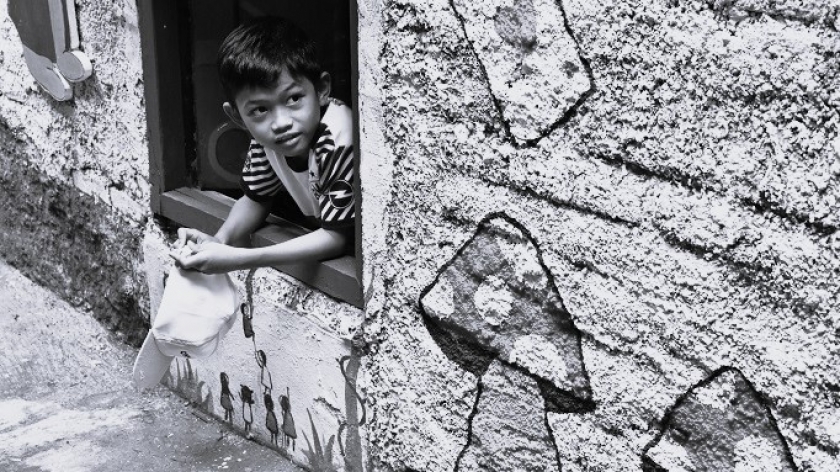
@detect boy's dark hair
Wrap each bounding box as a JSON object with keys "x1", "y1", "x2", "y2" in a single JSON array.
[{"x1": 217, "y1": 17, "x2": 322, "y2": 103}]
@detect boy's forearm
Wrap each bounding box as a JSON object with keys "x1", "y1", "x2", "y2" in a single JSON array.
[
  {"x1": 239, "y1": 228, "x2": 348, "y2": 269},
  {"x1": 215, "y1": 195, "x2": 271, "y2": 246}
]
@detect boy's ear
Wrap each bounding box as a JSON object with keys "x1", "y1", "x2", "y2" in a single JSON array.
[
  {"x1": 223, "y1": 102, "x2": 246, "y2": 129},
  {"x1": 316, "y1": 72, "x2": 332, "y2": 106}
]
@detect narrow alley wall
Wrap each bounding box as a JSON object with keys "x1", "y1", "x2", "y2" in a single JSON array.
[
  {"x1": 0, "y1": 0, "x2": 149, "y2": 345},
  {"x1": 357, "y1": 0, "x2": 840, "y2": 471},
  {"x1": 1, "y1": 0, "x2": 839, "y2": 471}
]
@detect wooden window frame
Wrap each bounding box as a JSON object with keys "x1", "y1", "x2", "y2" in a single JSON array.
[{"x1": 138, "y1": 0, "x2": 363, "y2": 307}]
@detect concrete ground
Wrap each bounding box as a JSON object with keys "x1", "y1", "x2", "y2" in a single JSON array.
[{"x1": 0, "y1": 260, "x2": 303, "y2": 472}]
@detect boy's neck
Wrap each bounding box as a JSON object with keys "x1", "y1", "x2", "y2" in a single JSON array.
[{"x1": 284, "y1": 153, "x2": 309, "y2": 172}]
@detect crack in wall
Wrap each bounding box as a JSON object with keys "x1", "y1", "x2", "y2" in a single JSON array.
[
  {"x1": 452, "y1": 377, "x2": 483, "y2": 472},
  {"x1": 587, "y1": 150, "x2": 838, "y2": 237},
  {"x1": 446, "y1": 181, "x2": 821, "y2": 324},
  {"x1": 439, "y1": 205, "x2": 833, "y2": 373},
  {"x1": 692, "y1": 0, "x2": 840, "y2": 31},
  {"x1": 469, "y1": 175, "x2": 641, "y2": 228},
  {"x1": 474, "y1": 171, "x2": 828, "y2": 314}
]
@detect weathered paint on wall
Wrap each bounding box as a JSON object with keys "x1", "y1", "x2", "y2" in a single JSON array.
[
  {"x1": 357, "y1": 0, "x2": 839, "y2": 471},
  {"x1": 2, "y1": 0, "x2": 839, "y2": 471},
  {"x1": 0, "y1": 0, "x2": 148, "y2": 219}
]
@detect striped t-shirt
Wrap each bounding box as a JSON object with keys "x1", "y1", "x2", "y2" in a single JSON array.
[{"x1": 240, "y1": 99, "x2": 355, "y2": 230}]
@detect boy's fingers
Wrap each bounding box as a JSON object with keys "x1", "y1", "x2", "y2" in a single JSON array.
[
  {"x1": 169, "y1": 251, "x2": 185, "y2": 268},
  {"x1": 177, "y1": 228, "x2": 207, "y2": 247},
  {"x1": 172, "y1": 252, "x2": 203, "y2": 271},
  {"x1": 176, "y1": 228, "x2": 190, "y2": 246}
]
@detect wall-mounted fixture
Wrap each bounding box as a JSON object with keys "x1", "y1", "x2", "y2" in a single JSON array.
[{"x1": 9, "y1": 0, "x2": 93, "y2": 101}]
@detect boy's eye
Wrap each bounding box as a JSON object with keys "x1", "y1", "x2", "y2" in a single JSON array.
[
  {"x1": 286, "y1": 94, "x2": 303, "y2": 105},
  {"x1": 248, "y1": 106, "x2": 268, "y2": 117}
]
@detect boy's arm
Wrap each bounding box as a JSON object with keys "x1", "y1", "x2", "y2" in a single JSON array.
[
  {"x1": 175, "y1": 194, "x2": 271, "y2": 249},
  {"x1": 173, "y1": 194, "x2": 350, "y2": 273},
  {"x1": 215, "y1": 194, "x2": 272, "y2": 246},
  {"x1": 245, "y1": 227, "x2": 348, "y2": 265},
  {"x1": 173, "y1": 227, "x2": 348, "y2": 273}
]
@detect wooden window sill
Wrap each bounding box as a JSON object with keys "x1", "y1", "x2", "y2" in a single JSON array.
[{"x1": 159, "y1": 187, "x2": 362, "y2": 307}]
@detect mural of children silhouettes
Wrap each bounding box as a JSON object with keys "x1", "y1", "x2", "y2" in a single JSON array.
[
  {"x1": 8, "y1": 0, "x2": 92, "y2": 101},
  {"x1": 219, "y1": 372, "x2": 235, "y2": 423},
  {"x1": 265, "y1": 393, "x2": 279, "y2": 447},
  {"x1": 240, "y1": 384, "x2": 255, "y2": 437},
  {"x1": 256, "y1": 349, "x2": 273, "y2": 395},
  {"x1": 280, "y1": 387, "x2": 297, "y2": 450}
]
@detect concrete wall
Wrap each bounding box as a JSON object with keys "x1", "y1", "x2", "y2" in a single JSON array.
[
  {"x1": 1, "y1": 0, "x2": 838, "y2": 471},
  {"x1": 357, "y1": 0, "x2": 839, "y2": 471}
]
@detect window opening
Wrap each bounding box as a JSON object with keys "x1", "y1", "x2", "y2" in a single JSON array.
[{"x1": 140, "y1": 0, "x2": 362, "y2": 307}]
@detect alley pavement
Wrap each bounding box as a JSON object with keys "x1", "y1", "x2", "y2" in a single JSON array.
[{"x1": 0, "y1": 260, "x2": 303, "y2": 472}]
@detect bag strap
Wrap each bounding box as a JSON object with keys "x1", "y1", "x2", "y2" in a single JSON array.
[{"x1": 241, "y1": 268, "x2": 273, "y2": 396}]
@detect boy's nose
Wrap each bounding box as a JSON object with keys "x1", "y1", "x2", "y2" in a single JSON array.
[{"x1": 270, "y1": 111, "x2": 293, "y2": 133}]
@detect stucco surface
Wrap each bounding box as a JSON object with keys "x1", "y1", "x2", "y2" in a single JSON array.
[
  {"x1": 0, "y1": 0, "x2": 148, "y2": 221},
  {"x1": 1, "y1": 0, "x2": 838, "y2": 470},
  {"x1": 0, "y1": 0, "x2": 150, "y2": 345},
  {"x1": 358, "y1": 0, "x2": 839, "y2": 470}
]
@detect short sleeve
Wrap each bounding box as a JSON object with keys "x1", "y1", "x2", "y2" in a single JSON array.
[
  {"x1": 315, "y1": 142, "x2": 355, "y2": 229},
  {"x1": 240, "y1": 140, "x2": 283, "y2": 202}
]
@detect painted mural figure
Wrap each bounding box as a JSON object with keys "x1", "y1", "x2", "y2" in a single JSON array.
[
  {"x1": 240, "y1": 384, "x2": 255, "y2": 436},
  {"x1": 219, "y1": 372, "x2": 235, "y2": 423},
  {"x1": 256, "y1": 349, "x2": 273, "y2": 395},
  {"x1": 265, "y1": 393, "x2": 280, "y2": 446},
  {"x1": 8, "y1": 0, "x2": 92, "y2": 101},
  {"x1": 337, "y1": 353, "x2": 367, "y2": 463},
  {"x1": 419, "y1": 214, "x2": 595, "y2": 471},
  {"x1": 448, "y1": 0, "x2": 592, "y2": 143},
  {"x1": 280, "y1": 387, "x2": 297, "y2": 450},
  {"x1": 241, "y1": 302, "x2": 255, "y2": 339},
  {"x1": 642, "y1": 367, "x2": 799, "y2": 471}
]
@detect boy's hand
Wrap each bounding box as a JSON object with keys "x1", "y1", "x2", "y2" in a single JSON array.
[
  {"x1": 170, "y1": 241, "x2": 250, "y2": 274},
  {"x1": 175, "y1": 228, "x2": 222, "y2": 250}
]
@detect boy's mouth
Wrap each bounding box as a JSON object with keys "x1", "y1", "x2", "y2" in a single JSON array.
[{"x1": 274, "y1": 133, "x2": 300, "y2": 146}]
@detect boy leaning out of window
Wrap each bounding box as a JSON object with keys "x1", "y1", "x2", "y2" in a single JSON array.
[{"x1": 172, "y1": 17, "x2": 355, "y2": 273}]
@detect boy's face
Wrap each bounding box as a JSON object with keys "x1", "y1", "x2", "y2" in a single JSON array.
[{"x1": 225, "y1": 68, "x2": 330, "y2": 158}]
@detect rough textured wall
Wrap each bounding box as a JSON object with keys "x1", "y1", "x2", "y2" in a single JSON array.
[
  {"x1": 357, "y1": 0, "x2": 839, "y2": 471},
  {"x1": 0, "y1": 0, "x2": 149, "y2": 344}
]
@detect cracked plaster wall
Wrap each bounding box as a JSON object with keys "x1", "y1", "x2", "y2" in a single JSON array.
[{"x1": 357, "y1": 0, "x2": 840, "y2": 471}]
